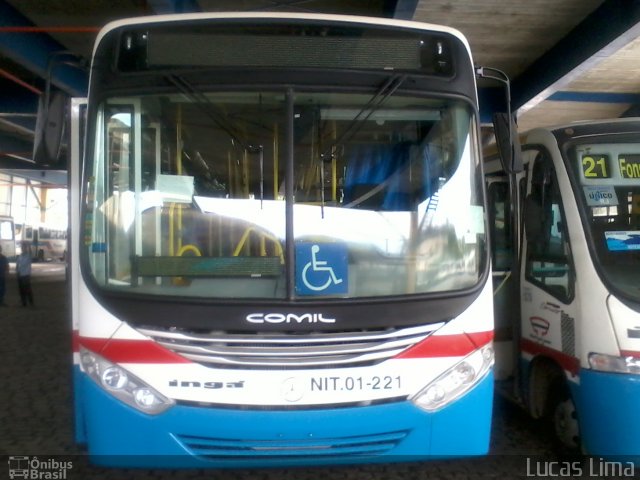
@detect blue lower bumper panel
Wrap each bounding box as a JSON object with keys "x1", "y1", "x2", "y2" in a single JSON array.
[
  {"x1": 578, "y1": 369, "x2": 640, "y2": 458},
  {"x1": 80, "y1": 372, "x2": 493, "y2": 468}
]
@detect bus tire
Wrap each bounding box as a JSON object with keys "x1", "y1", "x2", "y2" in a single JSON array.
[{"x1": 546, "y1": 379, "x2": 581, "y2": 453}]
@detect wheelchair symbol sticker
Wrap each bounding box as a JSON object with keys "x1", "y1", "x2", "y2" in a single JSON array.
[{"x1": 295, "y1": 243, "x2": 348, "y2": 295}]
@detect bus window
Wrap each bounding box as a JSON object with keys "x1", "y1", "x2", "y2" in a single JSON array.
[
  {"x1": 488, "y1": 180, "x2": 512, "y2": 271},
  {"x1": 524, "y1": 151, "x2": 574, "y2": 302}
]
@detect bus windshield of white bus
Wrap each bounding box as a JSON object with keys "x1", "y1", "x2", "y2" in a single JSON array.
[
  {"x1": 83, "y1": 19, "x2": 485, "y2": 301},
  {"x1": 570, "y1": 141, "x2": 640, "y2": 302},
  {"x1": 85, "y1": 91, "x2": 483, "y2": 300}
]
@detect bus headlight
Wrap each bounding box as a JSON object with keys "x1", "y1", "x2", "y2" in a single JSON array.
[
  {"x1": 411, "y1": 344, "x2": 494, "y2": 412},
  {"x1": 589, "y1": 352, "x2": 640, "y2": 375},
  {"x1": 101, "y1": 366, "x2": 128, "y2": 390},
  {"x1": 80, "y1": 347, "x2": 174, "y2": 414}
]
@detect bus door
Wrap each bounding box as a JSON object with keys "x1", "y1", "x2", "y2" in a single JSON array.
[
  {"x1": 519, "y1": 147, "x2": 581, "y2": 447},
  {"x1": 487, "y1": 176, "x2": 517, "y2": 382}
]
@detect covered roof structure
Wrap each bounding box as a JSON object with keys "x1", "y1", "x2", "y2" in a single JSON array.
[{"x1": 1, "y1": 0, "x2": 639, "y2": 186}]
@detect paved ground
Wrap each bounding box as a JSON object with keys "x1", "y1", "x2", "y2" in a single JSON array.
[{"x1": 1, "y1": 264, "x2": 602, "y2": 479}]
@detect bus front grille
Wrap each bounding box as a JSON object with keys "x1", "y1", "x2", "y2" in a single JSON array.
[
  {"x1": 136, "y1": 323, "x2": 443, "y2": 369},
  {"x1": 174, "y1": 430, "x2": 409, "y2": 460}
]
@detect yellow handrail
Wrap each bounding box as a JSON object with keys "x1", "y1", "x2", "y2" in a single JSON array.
[
  {"x1": 273, "y1": 122, "x2": 279, "y2": 199},
  {"x1": 233, "y1": 227, "x2": 284, "y2": 263},
  {"x1": 169, "y1": 203, "x2": 175, "y2": 256},
  {"x1": 177, "y1": 244, "x2": 202, "y2": 257}
]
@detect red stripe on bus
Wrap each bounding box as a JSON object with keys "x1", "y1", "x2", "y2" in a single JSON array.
[
  {"x1": 621, "y1": 350, "x2": 640, "y2": 359},
  {"x1": 395, "y1": 331, "x2": 493, "y2": 359},
  {"x1": 520, "y1": 338, "x2": 580, "y2": 375},
  {"x1": 78, "y1": 336, "x2": 191, "y2": 364}
]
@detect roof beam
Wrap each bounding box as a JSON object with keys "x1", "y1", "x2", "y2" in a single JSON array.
[
  {"x1": 0, "y1": 133, "x2": 35, "y2": 162},
  {"x1": 0, "y1": 1, "x2": 88, "y2": 97},
  {"x1": 0, "y1": 79, "x2": 38, "y2": 164},
  {"x1": 512, "y1": 0, "x2": 640, "y2": 115},
  {"x1": 0, "y1": 79, "x2": 39, "y2": 129},
  {"x1": 621, "y1": 104, "x2": 640, "y2": 117},
  {"x1": 0, "y1": 168, "x2": 67, "y2": 185},
  {"x1": 547, "y1": 91, "x2": 640, "y2": 104},
  {"x1": 147, "y1": 0, "x2": 201, "y2": 14},
  {"x1": 392, "y1": 0, "x2": 419, "y2": 20}
]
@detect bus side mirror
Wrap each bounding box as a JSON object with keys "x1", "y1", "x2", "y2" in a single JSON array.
[
  {"x1": 33, "y1": 89, "x2": 68, "y2": 166},
  {"x1": 493, "y1": 112, "x2": 523, "y2": 174}
]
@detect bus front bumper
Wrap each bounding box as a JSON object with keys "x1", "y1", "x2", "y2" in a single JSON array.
[
  {"x1": 79, "y1": 371, "x2": 493, "y2": 468},
  {"x1": 578, "y1": 368, "x2": 640, "y2": 459}
]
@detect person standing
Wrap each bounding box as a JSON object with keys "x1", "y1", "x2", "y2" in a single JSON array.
[
  {"x1": 16, "y1": 241, "x2": 34, "y2": 307},
  {"x1": 0, "y1": 245, "x2": 8, "y2": 306}
]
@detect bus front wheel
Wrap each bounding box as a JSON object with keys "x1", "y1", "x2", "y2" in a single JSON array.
[{"x1": 546, "y1": 380, "x2": 580, "y2": 453}]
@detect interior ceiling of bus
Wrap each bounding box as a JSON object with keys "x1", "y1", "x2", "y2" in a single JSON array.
[{"x1": 1, "y1": 0, "x2": 639, "y2": 186}]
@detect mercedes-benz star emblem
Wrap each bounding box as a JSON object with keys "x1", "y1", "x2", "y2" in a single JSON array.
[{"x1": 282, "y1": 377, "x2": 304, "y2": 402}]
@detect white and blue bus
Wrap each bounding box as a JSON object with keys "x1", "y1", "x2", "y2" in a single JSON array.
[
  {"x1": 70, "y1": 13, "x2": 494, "y2": 468},
  {"x1": 0, "y1": 215, "x2": 16, "y2": 261},
  {"x1": 487, "y1": 118, "x2": 640, "y2": 458},
  {"x1": 15, "y1": 223, "x2": 67, "y2": 262}
]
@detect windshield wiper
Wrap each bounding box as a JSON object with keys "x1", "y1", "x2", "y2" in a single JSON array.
[
  {"x1": 166, "y1": 75, "x2": 266, "y2": 205},
  {"x1": 320, "y1": 74, "x2": 407, "y2": 162},
  {"x1": 167, "y1": 74, "x2": 253, "y2": 151}
]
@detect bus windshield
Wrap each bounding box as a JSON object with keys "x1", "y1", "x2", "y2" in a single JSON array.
[
  {"x1": 85, "y1": 89, "x2": 484, "y2": 300},
  {"x1": 568, "y1": 139, "x2": 640, "y2": 303}
]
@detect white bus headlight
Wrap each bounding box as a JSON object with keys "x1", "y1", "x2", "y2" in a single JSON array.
[
  {"x1": 589, "y1": 352, "x2": 640, "y2": 375},
  {"x1": 411, "y1": 344, "x2": 494, "y2": 412},
  {"x1": 101, "y1": 366, "x2": 128, "y2": 390},
  {"x1": 80, "y1": 346, "x2": 174, "y2": 414}
]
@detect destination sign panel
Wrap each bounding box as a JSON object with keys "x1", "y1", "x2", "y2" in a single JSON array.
[
  {"x1": 577, "y1": 144, "x2": 640, "y2": 184},
  {"x1": 619, "y1": 154, "x2": 640, "y2": 179}
]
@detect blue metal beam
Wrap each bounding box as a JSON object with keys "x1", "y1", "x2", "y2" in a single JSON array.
[
  {"x1": 547, "y1": 91, "x2": 640, "y2": 104},
  {"x1": 392, "y1": 0, "x2": 419, "y2": 20},
  {"x1": 0, "y1": 1, "x2": 88, "y2": 97},
  {"x1": 147, "y1": 0, "x2": 201, "y2": 14},
  {"x1": 511, "y1": 0, "x2": 640, "y2": 114},
  {"x1": 0, "y1": 168, "x2": 67, "y2": 185},
  {"x1": 0, "y1": 79, "x2": 39, "y2": 133},
  {"x1": 0, "y1": 79, "x2": 37, "y2": 167},
  {"x1": 0, "y1": 133, "x2": 34, "y2": 160},
  {"x1": 0, "y1": 158, "x2": 36, "y2": 169},
  {"x1": 478, "y1": 86, "x2": 508, "y2": 124}
]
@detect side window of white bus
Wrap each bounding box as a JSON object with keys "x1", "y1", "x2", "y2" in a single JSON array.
[
  {"x1": 487, "y1": 179, "x2": 512, "y2": 271},
  {"x1": 524, "y1": 150, "x2": 574, "y2": 302}
]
